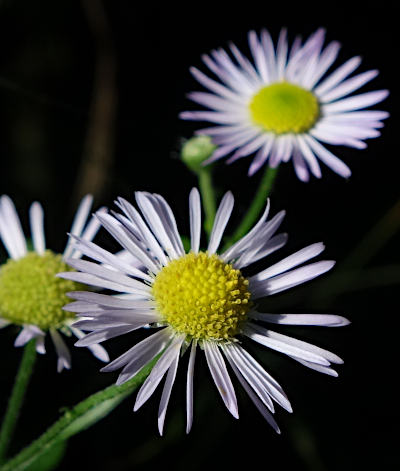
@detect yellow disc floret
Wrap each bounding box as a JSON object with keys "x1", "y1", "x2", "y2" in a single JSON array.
[
  {"x1": 249, "y1": 81, "x2": 319, "y2": 134},
  {"x1": 0, "y1": 250, "x2": 82, "y2": 330},
  {"x1": 152, "y1": 252, "x2": 251, "y2": 340}
]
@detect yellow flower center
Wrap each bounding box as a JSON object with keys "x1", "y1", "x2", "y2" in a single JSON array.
[
  {"x1": 0, "y1": 251, "x2": 82, "y2": 330},
  {"x1": 152, "y1": 252, "x2": 251, "y2": 340},
  {"x1": 249, "y1": 82, "x2": 319, "y2": 134}
]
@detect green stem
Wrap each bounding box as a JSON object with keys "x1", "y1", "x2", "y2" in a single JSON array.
[
  {"x1": 224, "y1": 165, "x2": 279, "y2": 249},
  {"x1": 198, "y1": 167, "x2": 216, "y2": 236},
  {"x1": 0, "y1": 340, "x2": 37, "y2": 464},
  {"x1": 0, "y1": 358, "x2": 156, "y2": 471}
]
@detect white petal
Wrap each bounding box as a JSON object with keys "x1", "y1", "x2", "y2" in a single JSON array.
[
  {"x1": 251, "y1": 242, "x2": 325, "y2": 282},
  {"x1": 188, "y1": 67, "x2": 245, "y2": 102},
  {"x1": 307, "y1": 40, "x2": 341, "y2": 88},
  {"x1": 233, "y1": 211, "x2": 286, "y2": 268},
  {"x1": 225, "y1": 349, "x2": 280, "y2": 433},
  {"x1": 151, "y1": 194, "x2": 185, "y2": 257},
  {"x1": 35, "y1": 335, "x2": 46, "y2": 354},
  {"x1": 260, "y1": 29, "x2": 278, "y2": 82},
  {"x1": 222, "y1": 344, "x2": 275, "y2": 412},
  {"x1": 231, "y1": 343, "x2": 292, "y2": 412},
  {"x1": 245, "y1": 323, "x2": 343, "y2": 364},
  {"x1": 296, "y1": 136, "x2": 322, "y2": 178},
  {"x1": 210, "y1": 47, "x2": 258, "y2": 94},
  {"x1": 70, "y1": 207, "x2": 107, "y2": 260},
  {"x1": 323, "y1": 90, "x2": 389, "y2": 114},
  {"x1": 320, "y1": 70, "x2": 379, "y2": 103},
  {"x1": 248, "y1": 30, "x2": 269, "y2": 82},
  {"x1": 102, "y1": 328, "x2": 171, "y2": 374},
  {"x1": 158, "y1": 353, "x2": 180, "y2": 436},
  {"x1": 245, "y1": 325, "x2": 329, "y2": 365},
  {"x1": 116, "y1": 197, "x2": 168, "y2": 266},
  {"x1": 14, "y1": 325, "x2": 44, "y2": 347},
  {"x1": 292, "y1": 149, "x2": 310, "y2": 182},
  {"x1": 242, "y1": 233, "x2": 288, "y2": 267},
  {"x1": 64, "y1": 195, "x2": 93, "y2": 258},
  {"x1": 29, "y1": 202, "x2": 46, "y2": 254},
  {"x1": 289, "y1": 356, "x2": 338, "y2": 376},
  {"x1": 221, "y1": 199, "x2": 270, "y2": 262},
  {"x1": 73, "y1": 310, "x2": 158, "y2": 329},
  {"x1": 66, "y1": 236, "x2": 152, "y2": 282},
  {"x1": 75, "y1": 325, "x2": 144, "y2": 346},
  {"x1": 248, "y1": 138, "x2": 275, "y2": 176},
  {"x1": 70, "y1": 326, "x2": 109, "y2": 362},
  {"x1": 62, "y1": 258, "x2": 151, "y2": 295},
  {"x1": 207, "y1": 192, "x2": 234, "y2": 254},
  {"x1": 314, "y1": 56, "x2": 362, "y2": 96},
  {"x1": 186, "y1": 340, "x2": 197, "y2": 434},
  {"x1": 276, "y1": 28, "x2": 288, "y2": 80},
  {"x1": 66, "y1": 291, "x2": 152, "y2": 309},
  {"x1": 187, "y1": 91, "x2": 244, "y2": 113},
  {"x1": 135, "y1": 192, "x2": 181, "y2": 260},
  {"x1": 134, "y1": 335, "x2": 184, "y2": 411},
  {"x1": 204, "y1": 342, "x2": 238, "y2": 419},
  {"x1": 95, "y1": 212, "x2": 160, "y2": 274},
  {"x1": 0, "y1": 195, "x2": 27, "y2": 259},
  {"x1": 303, "y1": 135, "x2": 351, "y2": 178},
  {"x1": 229, "y1": 41, "x2": 261, "y2": 86},
  {"x1": 251, "y1": 260, "x2": 335, "y2": 298},
  {"x1": 0, "y1": 318, "x2": 11, "y2": 329},
  {"x1": 226, "y1": 133, "x2": 271, "y2": 164},
  {"x1": 249, "y1": 312, "x2": 350, "y2": 327},
  {"x1": 189, "y1": 188, "x2": 201, "y2": 254},
  {"x1": 50, "y1": 329, "x2": 71, "y2": 373},
  {"x1": 58, "y1": 271, "x2": 149, "y2": 296}
]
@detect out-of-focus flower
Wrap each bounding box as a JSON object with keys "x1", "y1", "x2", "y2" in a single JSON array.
[
  {"x1": 0, "y1": 195, "x2": 109, "y2": 372},
  {"x1": 181, "y1": 28, "x2": 388, "y2": 181}
]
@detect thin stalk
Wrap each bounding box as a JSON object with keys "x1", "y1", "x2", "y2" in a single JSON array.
[
  {"x1": 0, "y1": 340, "x2": 37, "y2": 464},
  {"x1": 224, "y1": 165, "x2": 279, "y2": 249},
  {"x1": 198, "y1": 167, "x2": 216, "y2": 236}
]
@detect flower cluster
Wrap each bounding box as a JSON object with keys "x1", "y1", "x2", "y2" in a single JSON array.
[{"x1": 0, "y1": 26, "x2": 387, "y2": 442}]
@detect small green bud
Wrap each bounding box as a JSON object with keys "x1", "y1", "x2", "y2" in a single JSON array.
[{"x1": 181, "y1": 135, "x2": 217, "y2": 173}]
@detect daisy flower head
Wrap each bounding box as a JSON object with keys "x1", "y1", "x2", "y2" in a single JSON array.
[
  {"x1": 0, "y1": 195, "x2": 109, "y2": 372},
  {"x1": 61, "y1": 189, "x2": 349, "y2": 434},
  {"x1": 180, "y1": 28, "x2": 389, "y2": 181}
]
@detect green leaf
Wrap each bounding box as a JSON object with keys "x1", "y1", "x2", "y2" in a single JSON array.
[
  {"x1": 0, "y1": 357, "x2": 158, "y2": 471},
  {"x1": 25, "y1": 441, "x2": 67, "y2": 471},
  {"x1": 58, "y1": 389, "x2": 132, "y2": 440}
]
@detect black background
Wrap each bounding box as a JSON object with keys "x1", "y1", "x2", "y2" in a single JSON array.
[{"x1": 0, "y1": 1, "x2": 398, "y2": 470}]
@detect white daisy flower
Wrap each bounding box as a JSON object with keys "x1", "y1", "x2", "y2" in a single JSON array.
[
  {"x1": 0, "y1": 195, "x2": 109, "y2": 372},
  {"x1": 60, "y1": 189, "x2": 349, "y2": 434},
  {"x1": 180, "y1": 28, "x2": 389, "y2": 181}
]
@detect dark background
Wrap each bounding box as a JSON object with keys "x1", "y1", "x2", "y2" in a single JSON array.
[{"x1": 0, "y1": 1, "x2": 398, "y2": 470}]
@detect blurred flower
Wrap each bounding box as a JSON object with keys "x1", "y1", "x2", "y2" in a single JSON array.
[
  {"x1": 61, "y1": 189, "x2": 349, "y2": 434},
  {"x1": 180, "y1": 28, "x2": 388, "y2": 181},
  {"x1": 0, "y1": 195, "x2": 109, "y2": 372}
]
